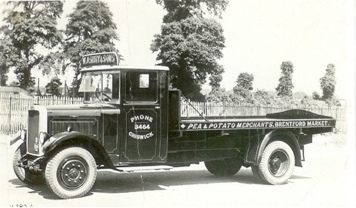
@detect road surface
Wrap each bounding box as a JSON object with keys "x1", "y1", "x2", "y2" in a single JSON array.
[{"x1": 0, "y1": 134, "x2": 354, "y2": 207}]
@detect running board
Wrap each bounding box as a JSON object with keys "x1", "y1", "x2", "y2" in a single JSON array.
[{"x1": 115, "y1": 165, "x2": 173, "y2": 173}]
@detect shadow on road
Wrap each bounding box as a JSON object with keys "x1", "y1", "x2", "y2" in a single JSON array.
[
  {"x1": 8, "y1": 168, "x2": 312, "y2": 199},
  {"x1": 7, "y1": 179, "x2": 59, "y2": 199},
  {"x1": 92, "y1": 168, "x2": 310, "y2": 194}
]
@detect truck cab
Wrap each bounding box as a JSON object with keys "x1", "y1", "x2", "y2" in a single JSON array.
[{"x1": 78, "y1": 61, "x2": 170, "y2": 165}]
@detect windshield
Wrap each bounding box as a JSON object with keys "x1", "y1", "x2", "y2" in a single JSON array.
[{"x1": 79, "y1": 71, "x2": 120, "y2": 103}]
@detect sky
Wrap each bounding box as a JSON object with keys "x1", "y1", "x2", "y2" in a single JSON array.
[{"x1": 0, "y1": 0, "x2": 354, "y2": 100}]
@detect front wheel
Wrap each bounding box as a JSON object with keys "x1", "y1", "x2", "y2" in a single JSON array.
[
  {"x1": 45, "y1": 147, "x2": 97, "y2": 199},
  {"x1": 257, "y1": 141, "x2": 295, "y2": 185},
  {"x1": 205, "y1": 157, "x2": 243, "y2": 177}
]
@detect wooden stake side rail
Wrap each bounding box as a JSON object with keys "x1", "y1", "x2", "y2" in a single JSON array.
[{"x1": 179, "y1": 117, "x2": 336, "y2": 131}]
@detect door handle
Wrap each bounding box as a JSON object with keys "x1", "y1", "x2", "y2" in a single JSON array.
[{"x1": 155, "y1": 106, "x2": 160, "y2": 109}]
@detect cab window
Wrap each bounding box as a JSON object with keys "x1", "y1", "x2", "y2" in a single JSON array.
[
  {"x1": 79, "y1": 72, "x2": 120, "y2": 103},
  {"x1": 125, "y1": 71, "x2": 157, "y2": 102}
]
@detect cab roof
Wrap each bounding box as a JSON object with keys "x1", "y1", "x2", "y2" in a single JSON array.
[{"x1": 81, "y1": 65, "x2": 169, "y2": 72}]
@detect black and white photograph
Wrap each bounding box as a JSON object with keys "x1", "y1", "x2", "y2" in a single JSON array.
[{"x1": 0, "y1": 0, "x2": 355, "y2": 207}]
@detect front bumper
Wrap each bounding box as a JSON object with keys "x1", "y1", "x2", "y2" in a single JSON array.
[{"x1": 16, "y1": 154, "x2": 45, "y2": 173}]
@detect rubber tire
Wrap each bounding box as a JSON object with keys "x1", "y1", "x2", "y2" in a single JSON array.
[
  {"x1": 13, "y1": 142, "x2": 44, "y2": 185},
  {"x1": 205, "y1": 157, "x2": 243, "y2": 177},
  {"x1": 45, "y1": 147, "x2": 97, "y2": 199},
  {"x1": 258, "y1": 141, "x2": 295, "y2": 185}
]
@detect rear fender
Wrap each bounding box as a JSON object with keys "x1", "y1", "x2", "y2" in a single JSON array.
[
  {"x1": 260, "y1": 130, "x2": 302, "y2": 167},
  {"x1": 246, "y1": 130, "x2": 302, "y2": 167},
  {"x1": 42, "y1": 131, "x2": 115, "y2": 169}
]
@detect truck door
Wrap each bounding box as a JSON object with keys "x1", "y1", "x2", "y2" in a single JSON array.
[{"x1": 122, "y1": 70, "x2": 168, "y2": 163}]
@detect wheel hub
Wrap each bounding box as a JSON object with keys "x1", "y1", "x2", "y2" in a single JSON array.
[
  {"x1": 269, "y1": 157, "x2": 282, "y2": 174},
  {"x1": 268, "y1": 150, "x2": 289, "y2": 177},
  {"x1": 59, "y1": 159, "x2": 88, "y2": 189}
]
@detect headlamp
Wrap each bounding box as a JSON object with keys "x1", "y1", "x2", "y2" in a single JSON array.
[{"x1": 39, "y1": 132, "x2": 49, "y2": 144}]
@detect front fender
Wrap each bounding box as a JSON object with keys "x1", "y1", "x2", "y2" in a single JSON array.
[
  {"x1": 42, "y1": 131, "x2": 94, "y2": 153},
  {"x1": 42, "y1": 131, "x2": 115, "y2": 169},
  {"x1": 10, "y1": 130, "x2": 23, "y2": 145}
]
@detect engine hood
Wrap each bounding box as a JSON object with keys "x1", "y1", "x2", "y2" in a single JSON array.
[{"x1": 32, "y1": 103, "x2": 120, "y2": 117}]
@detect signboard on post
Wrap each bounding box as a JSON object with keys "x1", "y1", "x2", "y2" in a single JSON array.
[{"x1": 81, "y1": 52, "x2": 119, "y2": 68}]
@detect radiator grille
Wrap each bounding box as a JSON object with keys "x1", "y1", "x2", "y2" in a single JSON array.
[{"x1": 27, "y1": 110, "x2": 39, "y2": 155}]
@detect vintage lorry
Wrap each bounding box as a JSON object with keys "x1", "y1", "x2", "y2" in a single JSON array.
[{"x1": 11, "y1": 52, "x2": 336, "y2": 199}]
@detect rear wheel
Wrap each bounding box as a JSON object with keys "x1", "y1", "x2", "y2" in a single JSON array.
[
  {"x1": 205, "y1": 157, "x2": 243, "y2": 177},
  {"x1": 257, "y1": 141, "x2": 295, "y2": 185},
  {"x1": 13, "y1": 142, "x2": 44, "y2": 185},
  {"x1": 45, "y1": 147, "x2": 97, "y2": 199}
]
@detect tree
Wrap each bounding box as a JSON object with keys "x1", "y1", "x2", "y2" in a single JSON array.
[
  {"x1": 0, "y1": 63, "x2": 7, "y2": 86},
  {"x1": 253, "y1": 89, "x2": 276, "y2": 105},
  {"x1": 320, "y1": 64, "x2": 336, "y2": 100},
  {"x1": 209, "y1": 67, "x2": 224, "y2": 91},
  {"x1": 232, "y1": 72, "x2": 254, "y2": 101},
  {"x1": 312, "y1": 91, "x2": 321, "y2": 100},
  {"x1": 63, "y1": 0, "x2": 120, "y2": 95},
  {"x1": 206, "y1": 88, "x2": 231, "y2": 103},
  {"x1": 45, "y1": 76, "x2": 63, "y2": 96},
  {"x1": 152, "y1": 0, "x2": 228, "y2": 101},
  {"x1": 156, "y1": 0, "x2": 229, "y2": 22},
  {"x1": 0, "y1": 1, "x2": 63, "y2": 92},
  {"x1": 0, "y1": 39, "x2": 11, "y2": 86},
  {"x1": 276, "y1": 61, "x2": 294, "y2": 97}
]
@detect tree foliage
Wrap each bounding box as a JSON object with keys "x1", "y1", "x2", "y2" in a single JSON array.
[
  {"x1": 232, "y1": 72, "x2": 254, "y2": 101},
  {"x1": 206, "y1": 88, "x2": 231, "y2": 103},
  {"x1": 209, "y1": 71, "x2": 223, "y2": 91},
  {"x1": 253, "y1": 89, "x2": 276, "y2": 105},
  {"x1": 45, "y1": 76, "x2": 62, "y2": 96},
  {"x1": 156, "y1": 0, "x2": 229, "y2": 22},
  {"x1": 276, "y1": 61, "x2": 294, "y2": 97},
  {"x1": 320, "y1": 63, "x2": 336, "y2": 100},
  {"x1": 63, "y1": 0, "x2": 120, "y2": 95},
  {"x1": 152, "y1": 0, "x2": 228, "y2": 101},
  {"x1": 234, "y1": 72, "x2": 253, "y2": 91},
  {"x1": 0, "y1": 64, "x2": 7, "y2": 86},
  {"x1": 312, "y1": 91, "x2": 321, "y2": 100},
  {"x1": 0, "y1": 41, "x2": 9, "y2": 86},
  {"x1": 0, "y1": 1, "x2": 63, "y2": 91}
]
